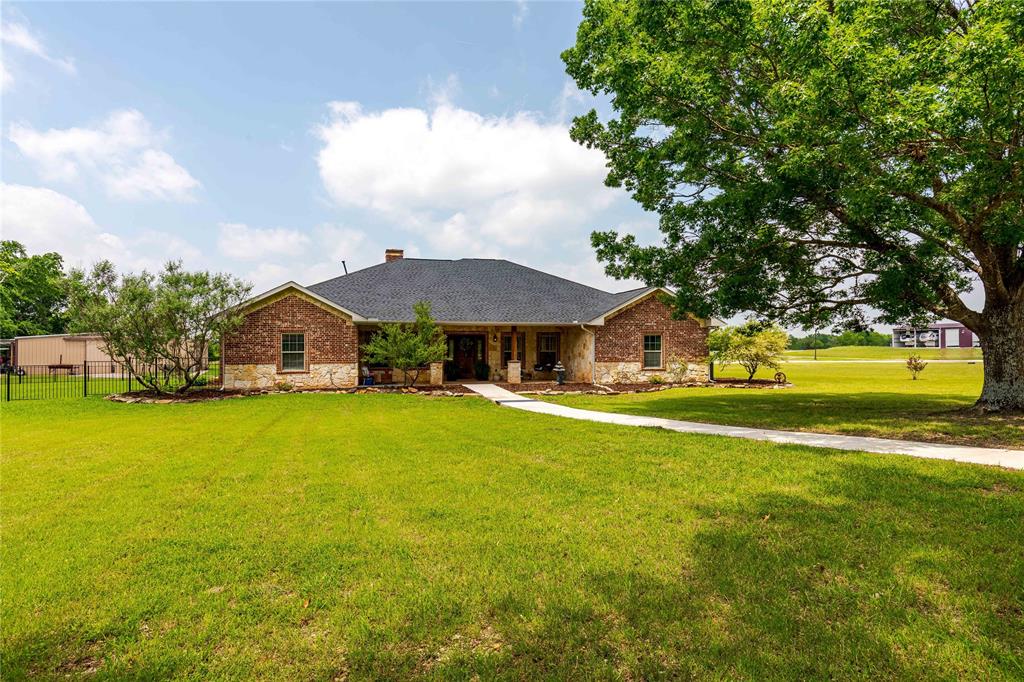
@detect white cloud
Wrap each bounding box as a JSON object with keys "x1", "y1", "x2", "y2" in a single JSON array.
[
  {"x1": 217, "y1": 222, "x2": 311, "y2": 261},
  {"x1": 314, "y1": 223, "x2": 370, "y2": 264},
  {"x1": 226, "y1": 223, "x2": 424, "y2": 293},
  {"x1": 0, "y1": 183, "x2": 203, "y2": 273},
  {"x1": 0, "y1": 183, "x2": 99, "y2": 256},
  {"x1": 0, "y1": 19, "x2": 76, "y2": 75},
  {"x1": 513, "y1": 0, "x2": 529, "y2": 29},
  {"x1": 8, "y1": 110, "x2": 200, "y2": 202},
  {"x1": 315, "y1": 97, "x2": 619, "y2": 258},
  {"x1": 243, "y1": 262, "x2": 293, "y2": 293},
  {"x1": 0, "y1": 60, "x2": 12, "y2": 90}
]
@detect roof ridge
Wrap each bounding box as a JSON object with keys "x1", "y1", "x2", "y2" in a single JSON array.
[{"x1": 483, "y1": 258, "x2": 627, "y2": 296}]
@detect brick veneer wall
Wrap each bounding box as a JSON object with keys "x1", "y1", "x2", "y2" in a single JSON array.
[
  {"x1": 595, "y1": 295, "x2": 708, "y2": 364},
  {"x1": 222, "y1": 293, "x2": 358, "y2": 368}
]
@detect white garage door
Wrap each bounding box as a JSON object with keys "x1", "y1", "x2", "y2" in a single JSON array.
[{"x1": 945, "y1": 328, "x2": 960, "y2": 347}]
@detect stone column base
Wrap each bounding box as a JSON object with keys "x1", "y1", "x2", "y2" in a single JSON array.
[
  {"x1": 429, "y1": 361, "x2": 444, "y2": 386},
  {"x1": 507, "y1": 360, "x2": 521, "y2": 384}
]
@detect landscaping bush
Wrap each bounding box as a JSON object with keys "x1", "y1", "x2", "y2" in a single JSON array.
[
  {"x1": 710, "y1": 321, "x2": 789, "y2": 381},
  {"x1": 361, "y1": 301, "x2": 447, "y2": 387},
  {"x1": 906, "y1": 354, "x2": 928, "y2": 380}
]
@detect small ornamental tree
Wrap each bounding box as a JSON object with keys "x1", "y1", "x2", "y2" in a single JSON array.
[
  {"x1": 906, "y1": 354, "x2": 928, "y2": 380},
  {"x1": 564, "y1": 0, "x2": 1024, "y2": 410},
  {"x1": 709, "y1": 321, "x2": 789, "y2": 381},
  {"x1": 361, "y1": 301, "x2": 447, "y2": 386},
  {"x1": 67, "y1": 260, "x2": 251, "y2": 394}
]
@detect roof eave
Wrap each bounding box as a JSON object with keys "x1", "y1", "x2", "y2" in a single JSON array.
[{"x1": 586, "y1": 287, "x2": 718, "y2": 327}]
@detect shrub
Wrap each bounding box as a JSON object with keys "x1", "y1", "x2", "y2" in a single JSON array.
[
  {"x1": 473, "y1": 360, "x2": 490, "y2": 381},
  {"x1": 648, "y1": 375, "x2": 664, "y2": 385},
  {"x1": 710, "y1": 321, "x2": 789, "y2": 381},
  {"x1": 361, "y1": 301, "x2": 447, "y2": 386},
  {"x1": 906, "y1": 354, "x2": 928, "y2": 380},
  {"x1": 275, "y1": 381, "x2": 294, "y2": 392}
]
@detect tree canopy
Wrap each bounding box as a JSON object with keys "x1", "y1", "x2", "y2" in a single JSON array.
[
  {"x1": 563, "y1": 0, "x2": 1024, "y2": 409},
  {"x1": 0, "y1": 240, "x2": 69, "y2": 338},
  {"x1": 67, "y1": 260, "x2": 251, "y2": 394}
]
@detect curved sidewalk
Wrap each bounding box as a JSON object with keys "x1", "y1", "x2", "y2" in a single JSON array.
[{"x1": 464, "y1": 384, "x2": 1024, "y2": 470}]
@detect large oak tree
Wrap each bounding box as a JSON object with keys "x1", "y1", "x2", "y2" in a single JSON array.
[{"x1": 563, "y1": 0, "x2": 1024, "y2": 410}]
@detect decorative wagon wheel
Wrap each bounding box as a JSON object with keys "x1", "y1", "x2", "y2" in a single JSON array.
[{"x1": 774, "y1": 371, "x2": 787, "y2": 385}]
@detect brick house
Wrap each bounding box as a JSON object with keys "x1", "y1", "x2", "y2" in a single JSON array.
[{"x1": 221, "y1": 249, "x2": 716, "y2": 389}]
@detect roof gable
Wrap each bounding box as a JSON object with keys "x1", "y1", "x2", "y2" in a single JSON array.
[{"x1": 235, "y1": 282, "x2": 364, "y2": 321}]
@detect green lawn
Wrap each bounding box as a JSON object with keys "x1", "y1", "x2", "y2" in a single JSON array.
[
  {"x1": 785, "y1": 345, "x2": 983, "y2": 360},
  {"x1": 544, "y1": 362, "x2": 1022, "y2": 449},
  {"x1": 2, "y1": 394, "x2": 1023, "y2": 679}
]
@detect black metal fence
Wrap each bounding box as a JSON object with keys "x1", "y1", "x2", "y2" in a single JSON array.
[{"x1": 2, "y1": 360, "x2": 220, "y2": 401}]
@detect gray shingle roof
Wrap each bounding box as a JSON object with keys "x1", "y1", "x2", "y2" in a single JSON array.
[{"x1": 306, "y1": 258, "x2": 653, "y2": 324}]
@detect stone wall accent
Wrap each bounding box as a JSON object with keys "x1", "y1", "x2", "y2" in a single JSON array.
[
  {"x1": 594, "y1": 360, "x2": 709, "y2": 384},
  {"x1": 594, "y1": 294, "x2": 708, "y2": 371},
  {"x1": 222, "y1": 290, "x2": 359, "y2": 389},
  {"x1": 562, "y1": 326, "x2": 594, "y2": 383},
  {"x1": 222, "y1": 362, "x2": 359, "y2": 389}
]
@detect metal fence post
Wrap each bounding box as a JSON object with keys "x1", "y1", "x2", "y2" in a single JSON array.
[
  {"x1": 83, "y1": 362, "x2": 88, "y2": 397},
  {"x1": 5, "y1": 368, "x2": 10, "y2": 402}
]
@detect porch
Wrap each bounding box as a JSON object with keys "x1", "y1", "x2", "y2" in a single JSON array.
[{"x1": 356, "y1": 324, "x2": 594, "y2": 386}]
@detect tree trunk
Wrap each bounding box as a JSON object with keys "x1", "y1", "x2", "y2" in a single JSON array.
[{"x1": 976, "y1": 304, "x2": 1024, "y2": 412}]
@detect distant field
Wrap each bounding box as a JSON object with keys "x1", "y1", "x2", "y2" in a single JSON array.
[{"x1": 785, "y1": 345, "x2": 983, "y2": 361}]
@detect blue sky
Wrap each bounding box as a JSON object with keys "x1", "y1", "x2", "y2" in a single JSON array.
[{"x1": 2, "y1": 1, "x2": 663, "y2": 294}]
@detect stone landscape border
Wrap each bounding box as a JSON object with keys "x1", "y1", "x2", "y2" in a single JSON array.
[{"x1": 106, "y1": 379, "x2": 790, "y2": 404}]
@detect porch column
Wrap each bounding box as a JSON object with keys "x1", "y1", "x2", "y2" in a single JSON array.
[
  {"x1": 429, "y1": 361, "x2": 443, "y2": 386},
  {"x1": 508, "y1": 325, "x2": 521, "y2": 384}
]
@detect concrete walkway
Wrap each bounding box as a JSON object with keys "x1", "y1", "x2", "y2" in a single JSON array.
[{"x1": 463, "y1": 384, "x2": 1024, "y2": 470}]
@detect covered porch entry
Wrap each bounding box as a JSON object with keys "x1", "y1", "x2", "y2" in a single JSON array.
[{"x1": 442, "y1": 325, "x2": 594, "y2": 384}]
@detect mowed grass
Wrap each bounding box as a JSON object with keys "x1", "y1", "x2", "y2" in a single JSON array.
[
  {"x1": 2, "y1": 394, "x2": 1023, "y2": 679},
  {"x1": 545, "y1": 361, "x2": 1022, "y2": 449},
  {"x1": 785, "y1": 345, "x2": 982, "y2": 360}
]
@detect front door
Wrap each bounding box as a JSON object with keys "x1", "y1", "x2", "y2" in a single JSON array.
[{"x1": 451, "y1": 335, "x2": 484, "y2": 379}]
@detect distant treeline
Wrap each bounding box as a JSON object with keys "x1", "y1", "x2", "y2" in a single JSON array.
[{"x1": 788, "y1": 330, "x2": 891, "y2": 350}]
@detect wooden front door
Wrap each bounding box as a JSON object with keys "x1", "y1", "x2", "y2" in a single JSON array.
[{"x1": 451, "y1": 335, "x2": 484, "y2": 379}]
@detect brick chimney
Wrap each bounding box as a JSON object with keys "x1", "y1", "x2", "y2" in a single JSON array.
[{"x1": 385, "y1": 248, "x2": 404, "y2": 263}]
